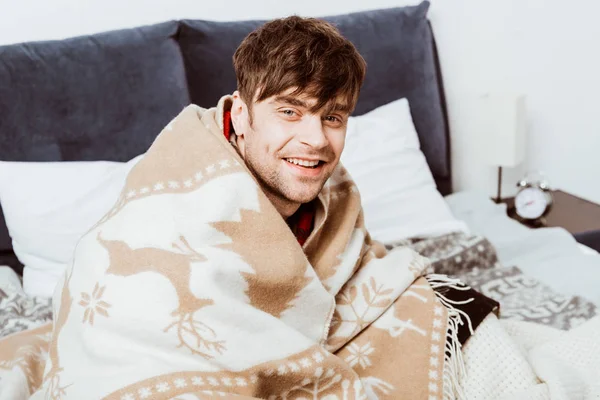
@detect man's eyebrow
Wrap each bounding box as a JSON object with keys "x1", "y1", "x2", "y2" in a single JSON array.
[
  {"x1": 272, "y1": 95, "x2": 310, "y2": 108},
  {"x1": 272, "y1": 95, "x2": 351, "y2": 114},
  {"x1": 324, "y1": 103, "x2": 352, "y2": 115}
]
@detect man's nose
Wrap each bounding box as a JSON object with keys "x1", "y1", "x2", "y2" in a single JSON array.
[{"x1": 297, "y1": 117, "x2": 329, "y2": 149}]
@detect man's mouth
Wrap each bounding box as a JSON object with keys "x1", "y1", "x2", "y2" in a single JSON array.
[{"x1": 284, "y1": 157, "x2": 324, "y2": 169}]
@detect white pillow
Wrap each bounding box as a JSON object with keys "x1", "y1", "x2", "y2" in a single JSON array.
[
  {"x1": 342, "y1": 98, "x2": 469, "y2": 244},
  {"x1": 0, "y1": 156, "x2": 142, "y2": 298}
]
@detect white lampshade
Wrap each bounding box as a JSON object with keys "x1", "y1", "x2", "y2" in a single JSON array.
[{"x1": 478, "y1": 93, "x2": 527, "y2": 167}]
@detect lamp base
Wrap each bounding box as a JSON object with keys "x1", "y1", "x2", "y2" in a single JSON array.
[{"x1": 495, "y1": 166, "x2": 503, "y2": 203}]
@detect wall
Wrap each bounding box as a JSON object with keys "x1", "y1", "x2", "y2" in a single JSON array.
[
  {"x1": 0, "y1": 0, "x2": 407, "y2": 42},
  {"x1": 427, "y1": 0, "x2": 600, "y2": 204},
  {"x1": 1, "y1": 0, "x2": 599, "y2": 203}
]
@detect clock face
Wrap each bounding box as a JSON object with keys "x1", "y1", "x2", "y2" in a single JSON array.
[{"x1": 515, "y1": 187, "x2": 548, "y2": 220}]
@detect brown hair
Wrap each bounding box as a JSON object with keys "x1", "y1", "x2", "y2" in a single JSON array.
[{"x1": 233, "y1": 16, "x2": 366, "y2": 116}]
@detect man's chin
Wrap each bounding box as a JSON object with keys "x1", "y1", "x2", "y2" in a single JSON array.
[
  {"x1": 282, "y1": 185, "x2": 324, "y2": 205},
  {"x1": 287, "y1": 193, "x2": 320, "y2": 205}
]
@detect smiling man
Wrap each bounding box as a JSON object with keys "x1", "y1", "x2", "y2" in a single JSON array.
[{"x1": 223, "y1": 16, "x2": 366, "y2": 241}]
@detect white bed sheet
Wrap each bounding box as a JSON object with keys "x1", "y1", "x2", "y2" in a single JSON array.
[
  {"x1": 445, "y1": 191, "x2": 600, "y2": 307},
  {"x1": 0, "y1": 266, "x2": 24, "y2": 295}
]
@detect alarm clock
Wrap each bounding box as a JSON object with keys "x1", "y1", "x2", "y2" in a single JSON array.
[{"x1": 512, "y1": 172, "x2": 553, "y2": 226}]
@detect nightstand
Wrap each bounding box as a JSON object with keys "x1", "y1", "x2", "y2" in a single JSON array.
[{"x1": 499, "y1": 190, "x2": 600, "y2": 252}]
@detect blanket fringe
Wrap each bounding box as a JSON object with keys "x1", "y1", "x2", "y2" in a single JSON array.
[{"x1": 425, "y1": 274, "x2": 475, "y2": 400}]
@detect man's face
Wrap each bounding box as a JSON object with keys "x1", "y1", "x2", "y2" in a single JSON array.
[{"x1": 231, "y1": 88, "x2": 350, "y2": 215}]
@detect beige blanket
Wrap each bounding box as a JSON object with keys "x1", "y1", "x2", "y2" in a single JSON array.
[{"x1": 1, "y1": 101, "x2": 476, "y2": 399}]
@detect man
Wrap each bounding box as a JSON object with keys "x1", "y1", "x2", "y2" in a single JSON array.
[{"x1": 224, "y1": 16, "x2": 366, "y2": 243}]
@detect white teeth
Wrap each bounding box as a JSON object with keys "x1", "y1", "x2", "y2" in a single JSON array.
[{"x1": 285, "y1": 158, "x2": 320, "y2": 167}]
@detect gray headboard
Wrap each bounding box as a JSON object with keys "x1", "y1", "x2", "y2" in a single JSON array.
[{"x1": 0, "y1": 1, "x2": 450, "y2": 274}]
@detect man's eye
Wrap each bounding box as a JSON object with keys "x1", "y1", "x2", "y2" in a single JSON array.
[
  {"x1": 325, "y1": 116, "x2": 341, "y2": 123},
  {"x1": 282, "y1": 110, "x2": 297, "y2": 117}
]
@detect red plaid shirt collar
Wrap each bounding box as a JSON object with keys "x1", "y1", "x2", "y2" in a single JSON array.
[{"x1": 223, "y1": 110, "x2": 314, "y2": 246}]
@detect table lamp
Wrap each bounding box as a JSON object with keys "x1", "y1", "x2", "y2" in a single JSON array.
[{"x1": 479, "y1": 93, "x2": 527, "y2": 203}]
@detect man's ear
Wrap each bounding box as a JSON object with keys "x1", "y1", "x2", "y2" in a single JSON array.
[
  {"x1": 230, "y1": 91, "x2": 246, "y2": 138},
  {"x1": 230, "y1": 91, "x2": 248, "y2": 159}
]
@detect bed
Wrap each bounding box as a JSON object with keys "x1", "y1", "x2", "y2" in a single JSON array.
[{"x1": 0, "y1": 0, "x2": 598, "y2": 362}]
